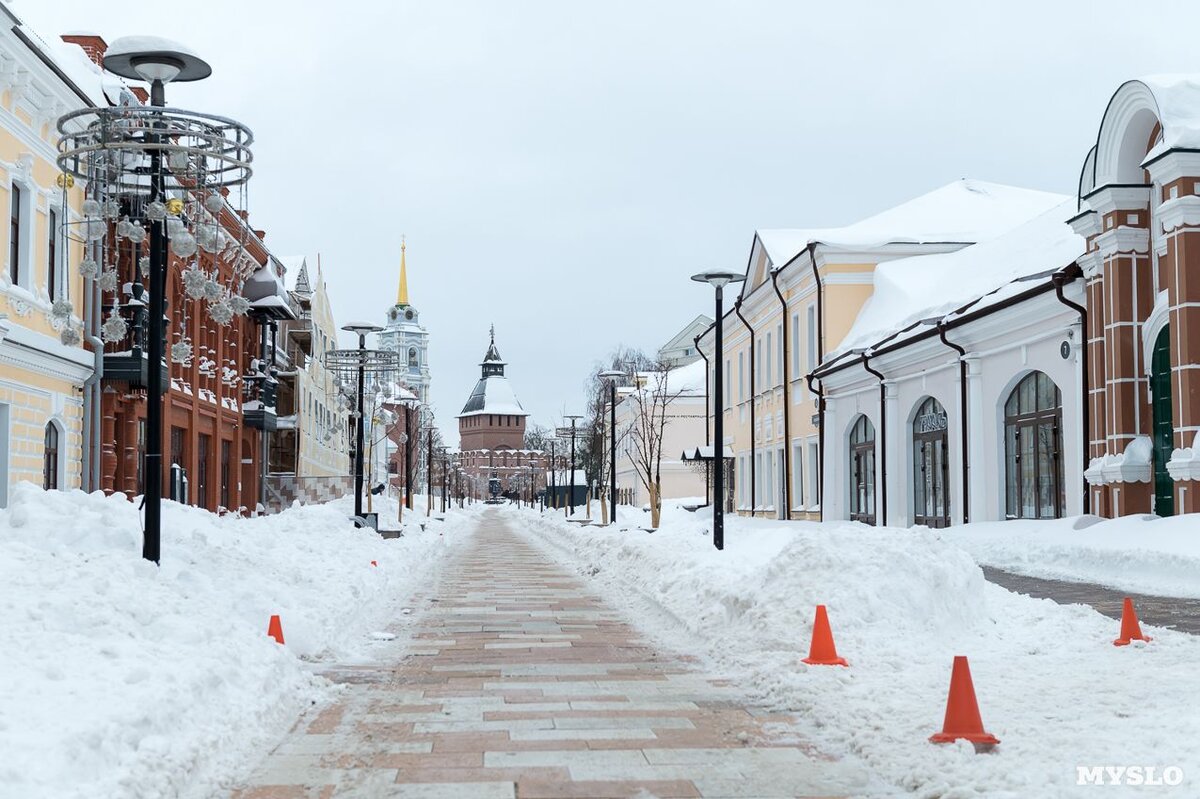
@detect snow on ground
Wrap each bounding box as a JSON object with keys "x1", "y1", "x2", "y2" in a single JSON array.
[
  {"x1": 939, "y1": 514, "x2": 1200, "y2": 599},
  {"x1": 0, "y1": 485, "x2": 478, "y2": 799},
  {"x1": 510, "y1": 501, "x2": 1200, "y2": 798}
]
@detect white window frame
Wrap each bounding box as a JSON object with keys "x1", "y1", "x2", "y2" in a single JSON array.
[
  {"x1": 791, "y1": 313, "x2": 801, "y2": 375},
  {"x1": 7, "y1": 179, "x2": 34, "y2": 292},
  {"x1": 806, "y1": 304, "x2": 817, "y2": 372}
]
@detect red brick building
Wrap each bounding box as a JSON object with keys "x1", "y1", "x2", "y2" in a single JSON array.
[
  {"x1": 457, "y1": 330, "x2": 546, "y2": 500},
  {"x1": 66, "y1": 35, "x2": 291, "y2": 513},
  {"x1": 1073, "y1": 77, "x2": 1200, "y2": 517}
]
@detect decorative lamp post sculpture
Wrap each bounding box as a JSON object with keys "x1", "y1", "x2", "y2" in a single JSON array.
[
  {"x1": 58, "y1": 36, "x2": 252, "y2": 563},
  {"x1": 690, "y1": 270, "x2": 746, "y2": 550},
  {"x1": 325, "y1": 323, "x2": 393, "y2": 526}
]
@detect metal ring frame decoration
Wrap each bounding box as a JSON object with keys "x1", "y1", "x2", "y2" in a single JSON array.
[
  {"x1": 54, "y1": 104, "x2": 258, "y2": 355},
  {"x1": 323, "y1": 348, "x2": 402, "y2": 385}
]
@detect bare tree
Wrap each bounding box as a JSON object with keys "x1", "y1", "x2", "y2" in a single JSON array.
[
  {"x1": 582, "y1": 346, "x2": 657, "y2": 524},
  {"x1": 625, "y1": 363, "x2": 686, "y2": 528}
]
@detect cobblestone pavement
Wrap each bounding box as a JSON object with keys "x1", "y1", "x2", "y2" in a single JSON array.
[
  {"x1": 231, "y1": 513, "x2": 866, "y2": 798},
  {"x1": 982, "y1": 566, "x2": 1200, "y2": 635}
]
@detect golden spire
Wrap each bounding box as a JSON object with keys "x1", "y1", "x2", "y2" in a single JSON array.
[{"x1": 397, "y1": 236, "x2": 409, "y2": 306}]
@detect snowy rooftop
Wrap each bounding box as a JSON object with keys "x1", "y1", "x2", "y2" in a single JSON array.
[
  {"x1": 829, "y1": 199, "x2": 1085, "y2": 360},
  {"x1": 458, "y1": 375, "x2": 528, "y2": 417},
  {"x1": 1138, "y1": 75, "x2": 1200, "y2": 157},
  {"x1": 756, "y1": 179, "x2": 1067, "y2": 268}
]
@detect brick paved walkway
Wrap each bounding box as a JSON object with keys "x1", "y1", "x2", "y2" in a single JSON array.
[
  {"x1": 982, "y1": 566, "x2": 1200, "y2": 635},
  {"x1": 231, "y1": 513, "x2": 865, "y2": 798}
]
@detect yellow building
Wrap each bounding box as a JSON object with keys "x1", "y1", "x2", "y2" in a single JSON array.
[
  {"x1": 0, "y1": 12, "x2": 98, "y2": 502},
  {"x1": 698, "y1": 180, "x2": 1065, "y2": 520}
]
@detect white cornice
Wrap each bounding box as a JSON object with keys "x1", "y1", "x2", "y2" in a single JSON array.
[
  {"x1": 1157, "y1": 195, "x2": 1200, "y2": 233},
  {"x1": 1078, "y1": 250, "x2": 1104, "y2": 279},
  {"x1": 1085, "y1": 185, "x2": 1151, "y2": 216},
  {"x1": 1145, "y1": 150, "x2": 1200, "y2": 187},
  {"x1": 1094, "y1": 227, "x2": 1150, "y2": 258},
  {"x1": 822, "y1": 272, "x2": 874, "y2": 286},
  {"x1": 1068, "y1": 210, "x2": 1100, "y2": 239}
]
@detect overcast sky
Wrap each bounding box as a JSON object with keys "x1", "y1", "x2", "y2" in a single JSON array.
[{"x1": 13, "y1": 0, "x2": 1200, "y2": 442}]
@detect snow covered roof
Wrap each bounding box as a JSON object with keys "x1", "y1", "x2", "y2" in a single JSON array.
[
  {"x1": 1131, "y1": 75, "x2": 1200, "y2": 157},
  {"x1": 755, "y1": 179, "x2": 1067, "y2": 269},
  {"x1": 828, "y1": 199, "x2": 1085, "y2": 361},
  {"x1": 665, "y1": 358, "x2": 707, "y2": 395},
  {"x1": 459, "y1": 376, "x2": 528, "y2": 417}
]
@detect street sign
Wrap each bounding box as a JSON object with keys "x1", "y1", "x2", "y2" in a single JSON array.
[{"x1": 555, "y1": 427, "x2": 579, "y2": 438}]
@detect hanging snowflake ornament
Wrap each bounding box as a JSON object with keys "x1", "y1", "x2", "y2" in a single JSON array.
[
  {"x1": 139, "y1": 255, "x2": 151, "y2": 277},
  {"x1": 171, "y1": 232, "x2": 198, "y2": 258},
  {"x1": 171, "y1": 339, "x2": 193, "y2": 365},
  {"x1": 208, "y1": 298, "x2": 234, "y2": 326},
  {"x1": 51, "y1": 298, "x2": 73, "y2": 320},
  {"x1": 203, "y1": 278, "x2": 222, "y2": 302},
  {"x1": 103, "y1": 199, "x2": 121, "y2": 219},
  {"x1": 60, "y1": 327, "x2": 82, "y2": 347},
  {"x1": 101, "y1": 307, "x2": 128, "y2": 343},
  {"x1": 195, "y1": 225, "x2": 220, "y2": 254},
  {"x1": 166, "y1": 217, "x2": 186, "y2": 239},
  {"x1": 204, "y1": 192, "x2": 223, "y2": 214},
  {"x1": 82, "y1": 198, "x2": 101, "y2": 216},
  {"x1": 182, "y1": 264, "x2": 208, "y2": 298},
  {"x1": 145, "y1": 200, "x2": 167, "y2": 221},
  {"x1": 97, "y1": 270, "x2": 119, "y2": 293},
  {"x1": 229, "y1": 295, "x2": 250, "y2": 316},
  {"x1": 79, "y1": 258, "x2": 99, "y2": 278}
]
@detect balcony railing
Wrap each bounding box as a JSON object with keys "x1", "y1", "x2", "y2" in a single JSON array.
[
  {"x1": 100, "y1": 296, "x2": 169, "y2": 389},
  {"x1": 242, "y1": 371, "x2": 279, "y2": 431}
]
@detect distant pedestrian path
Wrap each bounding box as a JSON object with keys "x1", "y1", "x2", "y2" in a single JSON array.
[{"x1": 982, "y1": 566, "x2": 1200, "y2": 635}]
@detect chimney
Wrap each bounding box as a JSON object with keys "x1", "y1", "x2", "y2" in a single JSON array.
[{"x1": 61, "y1": 34, "x2": 108, "y2": 68}]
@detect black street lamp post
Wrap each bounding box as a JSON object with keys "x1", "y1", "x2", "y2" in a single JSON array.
[
  {"x1": 341, "y1": 323, "x2": 384, "y2": 522},
  {"x1": 691, "y1": 270, "x2": 746, "y2": 550},
  {"x1": 598, "y1": 370, "x2": 623, "y2": 524},
  {"x1": 562, "y1": 415, "x2": 583, "y2": 517}
]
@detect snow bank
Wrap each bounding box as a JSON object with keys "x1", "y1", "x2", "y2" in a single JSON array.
[
  {"x1": 512, "y1": 502, "x2": 1200, "y2": 797},
  {"x1": 942, "y1": 514, "x2": 1200, "y2": 599},
  {"x1": 0, "y1": 485, "x2": 477, "y2": 799}
]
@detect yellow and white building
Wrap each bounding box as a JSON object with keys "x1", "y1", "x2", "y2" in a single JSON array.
[
  {"x1": 698, "y1": 179, "x2": 1066, "y2": 520},
  {"x1": 0, "y1": 12, "x2": 99, "y2": 503}
]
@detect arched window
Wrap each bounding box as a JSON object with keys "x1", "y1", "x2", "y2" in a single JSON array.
[
  {"x1": 1004, "y1": 371, "x2": 1063, "y2": 519},
  {"x1": 849, "y1": 415, "x2": 876, "y2": 525},
  {"x1": 912, "y1": 397, "x2": 950, "y2": 528},
  {"x1": 1150, "y1": 327, "x2": 1174, "y2": 517},
  {"x1": 43, "y1": 423, "x2": 60, "y2": 490}
]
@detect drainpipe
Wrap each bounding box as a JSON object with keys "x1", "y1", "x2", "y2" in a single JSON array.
[
  {"x1": 770, "y1": 269, "x2": 791, "y2": 517},
  {"x1": 1053, "y1": 267, "x2": 1089, "y2": 515},
  {"x1": 861, "y1": 353, "x2": 887, "y2": 526},
  {"x1": 694, "y1": 328, "x2": 712, "y2": 508},
  {"x1": 937, "y1": 323, "x2": 969, "y2": 525},
  {"x1": 808, "y1": 243, "x2": 825, "y2": 520},
  {"x1": 734, "y1": 298, "x2": 756, "y2": 516},
  {"x1": 81, "y1": 239, "x2": 104, "y2": 492}
]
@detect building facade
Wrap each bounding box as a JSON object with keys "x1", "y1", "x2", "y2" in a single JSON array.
[
  {"x1": 613, "y1": 359, "x2": 707, "y2": 507},
  {"x1": 657, "y1": 314, "x2": 712, "y2": 369},
  {"x1": 457, "y1": 329, "x2": 546, "y2": 500},
  {"x1": 0, "y1": 13, "x2": 98, "y2": 504},
  {"x1": 815, "y1": 203, "x2": 1087, "y2": 526},
  {"x1": 1071, "y1": 77, "x2": 1200, "y2": 517},
  {"x1": 697, "y1": 180, "x2": 1065, "y2": 520}
]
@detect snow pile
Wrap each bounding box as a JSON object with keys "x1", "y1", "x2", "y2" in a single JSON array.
[
  {"x1": 0, "y1": 485, "x2": 476, "y2": 799},
  {"x1": 513, "y1": 502, "x2": 1200, "y2": 797},
  {"x1": 942, "y1": 514, "x2": 1200, "y2": 599}
]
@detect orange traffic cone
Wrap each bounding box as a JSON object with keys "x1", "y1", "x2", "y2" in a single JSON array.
[
  {"x1": 267, "y1": 614, "x2": 285, "y2": 645},
  {"x1": 1113, "y1": 597, "x2": 1151, "y2": 646},
  {"x1": 801, "y1": 605, "x2": 848, "y2": 666},
  {"x1": 930, "y1": 656, "x2": 999, "y2": 748}
]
